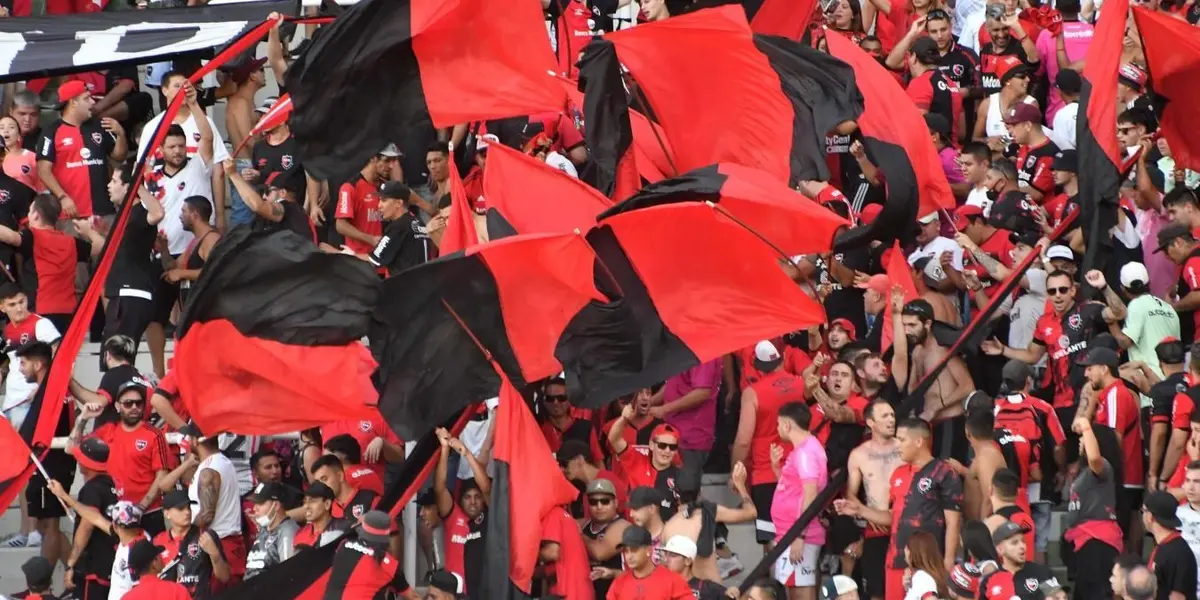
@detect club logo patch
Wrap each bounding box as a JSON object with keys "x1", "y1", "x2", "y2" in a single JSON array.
[
  {"x1": 1068, "y1": 313, "x2": 1083, "y2": 330},
  {"x1": 193, "y1": 132, "x2": 201, "y2": 142},
  {"x1": 281, "y1": 155, "x2": 293, "y2": 169},
  {"x1": 91, "y1": 132, "x2": 102, "y2": 145},
  {"x1": 0, "y1": 190, "x2": 10, "y2": 204},
  {"x1": 187, "y1": 542, "x2": 201, "y2": 559},
  {"x1": 352, "y1": 504, "x2": 365, "y2": 519},
  {"x1": 135, "y1": 440, "x2": 148, "y2": 451},
  {"x1": 917, "y1": 477, "x2": 932, "y2": 493},
  {"x1": 359, "y1": 420, "x2": 372, "y2": 433}
]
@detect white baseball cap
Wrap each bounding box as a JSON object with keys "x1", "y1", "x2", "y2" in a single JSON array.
[
  {"x1": 255, "y1": 96, "x2": 278, "y2": 114},
  {"x1": 918, "y1": 212, "x2": 939, "y2": 225},
  {"x1": 1120, "y1": 261, "x2": 1150, "y2": 288},
  {"x1": 753, "y1": 340, "x2": 782, "y2": 372},
  {"x1": 821, "y1": 575, "x2": 859, "y2": 600},
  {"x1": 660, "y1": 536, "x2": 697, "y2": 560},
  {"x1": 1046, "y1": 245, "x2": 1075, "y2": 262}
]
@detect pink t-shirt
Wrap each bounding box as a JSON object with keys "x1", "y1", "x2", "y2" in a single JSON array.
[
  {"x1": 939, "y1": 147, "x2": 965, "y2": 185},
  {"x1": 662, "y1": 359, "x2": 722, "y2": 451},
  {"x1": 1036, "y1": 22, "x2": 1094, "y2": 122},
  {"x1": 771, "y1": 435, "x2": 828, "y2": 544},
  {"x1": 3, "y1": 149, "x2": 41, "y2": 192}
]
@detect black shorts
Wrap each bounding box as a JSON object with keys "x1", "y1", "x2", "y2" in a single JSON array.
[
  {"x1": 104, "y1": 293, "x2": 154, "y2": 345},
  {"x1": 933, "y1": 415, "x2": 969, "y2": 464},
  {"x1": 153, "y1": 271, "x2": 180, "y2": 325},
  {"x1": 824, "y1": 514, "x2": 862, "y2": 555},
  {"x1": 27, "y1": 450, "x2": 76, "y2": 519},
  {"x1": 77, "y1": 574, "x2": 110, "y2": 600},
  {"x1": 1116, "y1": 487, "x2": 1144, "y2": 535},
  {"x1": 122, "y1": 91, "x2": 153, "y2": 126},
  {"x1": 860, "y1": 535, "x2": 889, "y2": 599},
  {"x1": 43, "y1": 313, "x2": 72, "y2": 336},
  {"x1": 750, "y1": 483, "x2": 776, "y2": 544}
]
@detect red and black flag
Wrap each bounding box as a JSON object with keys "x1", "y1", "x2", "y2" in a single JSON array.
[
  {"x1": 482, "y1": 142, "x2": 613, "y2": 234},
  {"x1": 1075, "y1": 0, "x2": 1127, "y2": 276},
  {"x1": 559, "y1": 203, "x2": 827, "y2": 406},
  {"x1": 598, "y1": 162, "x2": 850, "y2": 255},
  {"x1": 825, "y1": 31, "x2": 955, "y2": 250},
  {"x1": 748, "y1": 0, "x2": 818, "y2": 39},
  {"x1": 479, "y1": 376, "x2": 579, "y2": 600},
  {"x1": 173, "y1": 227, "x2": 381, "y2": 435},
  {"x1": 577, "y1": 38, "x2": 642, "y2": 201},
  {"x1": 370, "y1": 233, "x2": 604, "y2": 439},
  {"x1": 286, "y1": 0, "x2": 567, "y2": 180},
  {"x1": 437, "y1": 154, "x2": 480, "y2": 255},
  {"x1": 0, "y1": 412, "x2": 33, "y2": 513},
  {"x1": 881, "y1": 241, "x2": 919, "y2": 351},
  {"x1": 603, "y1": 5, "x2": 861, "y2": 184},
  {"x1": 1133, "y1": 7, "x2": 1200, "y2": 173}
]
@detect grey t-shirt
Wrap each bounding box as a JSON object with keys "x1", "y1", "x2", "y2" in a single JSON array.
[
  {"x1": 1066, "y1": 459, "x2": 1119, "y2": 530},
  {"x1": 245, "y1": 519, "x2": 300, "y2": 579}
]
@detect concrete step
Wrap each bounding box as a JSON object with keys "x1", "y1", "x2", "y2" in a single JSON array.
[{"x1": 0, "y1": 539, "x2": 68, "y2": 595}]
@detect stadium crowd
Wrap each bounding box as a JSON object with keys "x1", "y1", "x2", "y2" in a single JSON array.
[{"x1": 0, "y1": 0, "x2": 1195, "y2": 599}]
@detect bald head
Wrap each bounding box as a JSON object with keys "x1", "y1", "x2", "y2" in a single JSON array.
[{"x1": 1125, "y1": 565, "x2": 1156, "y2": 600}]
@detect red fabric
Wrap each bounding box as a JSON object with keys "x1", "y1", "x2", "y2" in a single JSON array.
[
  {"x1": 874, "y1": 0, "x2": 912, "y2": 53},
  {"x1": 629, "y1": 109, "x2": 673, "y2": 183},
  {"x1": 92, "y1": 422, "x2": 173, "y2": 510},
  {"x1": 826, "y1": 32, "x2": 956, "y2": 216},
  {"x1": 708, "y1": 163, "x2": 851, "y2": 255},
  {"x1": 322, "y1": 416, "x2": 399, "y2": 481},
  {"x1": 601, "y1": 203, "x2": 826, "y2": 363},
  {"x1": 0, "y1": 417, "x2": 28, "y2": 482},
  {"x1": 467, "y1": 233, "x2": 603, "y2": 381},
  {"x1": 1093, "y1": 380, "x2": 1144, "y2": 487},
  {"x1": 175, "y1": 319, "x2": 380, "y2": 436},
  {"x1": 438, "y1": 163, "x2": 478, "y2": 255},
  {"x1": 410, "y1": 0, "x2": 565, "y2": 128},
  {"x1": 122, "y1": 575, "x2": 191, "y2": 600},
  {"x1": 542, "y1": 507, "x2": 596, "y2": 600},
  {"x1": 751, "y1": 0, "x2": 818, "y2": 40},
  {"x1": 482, "y1": 143, "x2": 612, "y2": 234},
  {"x1": 27, "y1": 228, "x2": 85, "y2": 315},
  {"x1": 907, "y1": 71, "x2": 935, "y2": 110},
  {"x1": 1133, "y1": 8, "x2": 1200, "y2": 172},
  {"x1": 251, "y1": 95, "x2": 292, "y2": 137},
  {"x1": 606, "y1": 6, "x2": 794, "y2": 181},
  {"x1": 882, "y1": 240, "x2": 919, "y2": 350},
  {"x1": 492, "y1": 377, "x2": 579, "y2": 594},
  {"x1": 1081, "y1": 0, "x2": 1127, "y2": 168}
]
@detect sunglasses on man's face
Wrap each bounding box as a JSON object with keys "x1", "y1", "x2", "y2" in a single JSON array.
[
  {"x1": 118, "y1": 400, "x2": 144, "y2": 408},
  {"x1": 545, "y1": 394, "x2": 569, "y2": 403},
  {"x1": 654, "y1": 441, "x2": 679, "y2": 451},
  {"x1": 588, "y1": 497, "x2": 613, "y2": 507},
  {"x1": 1048, "y1": 286, "x2": 1072, "y2": 296}
]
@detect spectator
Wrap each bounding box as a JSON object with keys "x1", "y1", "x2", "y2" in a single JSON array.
[
  {"x1": 902, "y1": 531, "x2": 950, "y2": 600},
  {"x1": 1158, "y1": 224, "x2": 1200, "y2": 345},
  {"x1": 1064, "y1": 417, "x2": 1122, "y2": 599},
  {"x1": 1145, "y1": 490, "x2": 1198, "y2": 600},
  {"x1": 120, "y1": 539, "x2": 192, "y2": 600},
  {"x1": 1176, "y1": 462, "x2": 1200, "y2": 599},
  {"x1": 973, "y1": 57, "x2": 1035, "y2": 154},
  {"x1": 924, "y1": 114, "x2": 965, "y2": 191},
  {"x1": 907, "y1": 213, "x2": 964, "y2": 302},
  {"x1": 1079, "y1": 347, "x2": 1144, "y2": 546},
  {"x1": 224, "y1": 58, "x2": 268, "y2": 161},
  {"x1": 311, "y1": 455, "x2": 380, "y2": 522},
  {"x1": 431, "y1": 427, "x2": 490, "y2": 594},
  {"x1": 661, "y1": 466, "x2": 756, "y2": 583},
  {"x1": 321, "y1": 413, "x2": 404, "y2": 483},
  {"x1": 608, "y1": 412, "x2": 682, "y2": 521},
  {"x1": 224, "y1": 158, "x2": 312, "y2": 242},
  {"x1": 903, "y1": 37, "x2": 962, "y2": 144},
  {"x1": 1116, "y1": 262, "x2": 1180, "y2": 367},
  {"x1": 97, "y1": 162, "x2": 164, "y2": 352},
  {"x1": 37, "y1": 80, "x2": 127, "y2": 220},
  {"x1": 11, "y1": 90, "x2": 42, "y2": 151},
  {"x1": 605, "y1": 526, "x2": 692, "y2": 600},
  {"x1": 18, "y1": 556, "x2": 56, "y2": 600},
  {"x1": 244, "y1": 482, "x2": 300, "y2": 580},
  {"x1": 1146, "y1": 339, "x2": 1190, "y2": 491},
  {"x1": 153, "y1": 490, "x2": 230, "y2": 597},
  {"x1": 1045, "y1": 151, "x2": 1079, "y2": 228},
  {"x1": 62, "y1": 437, "x2": 115, "y2": 600},
  {"x1": 651, "y1": 359, "x2": 722, "y2": 484},
  {"x1": 948, "y1": 412, "x2": 1006, "y2": 520},
  {"x1": 292, "y1": 482, "x2": 348, "y2": 550},
  {"x1": 977, "y1": 520, "x2": 1055, "y2": 599},
  {"x1": 540, "y1": 378, "x2": 604, "y2": 462},
  {"x1": 1039, "y1": 580, "x2": 1068, "y2": 600},
  {"x1": 845, "y1": 400, "x2": 900, "y2": 598},
  {"x1": 239, "y1": 97, "x2": 305, "y2": 227},
  {"x1": 324, "y1": 434, "x2": 385, "y2": 497},
  {"x1": 954, "y1": 203, "x2": 1016, "y2": 294},
  {"x1": 355, "y1": 180, "x2": 433, "y2": 276},
  {"x1": 559, "y1": 439, "x2": 628, "y2": 519},
  {"x1": 1113, "y1": 555, "x2": 1147, "y2": 600},
  {"x1": 1125, "y1": 564, "x2": 1158, "y2": 600},
  {"x1": 425, "y1": 570, "x2": 466, "y2": 600},
  {"x1": 581, "y1": 479, "x2": 631, "y2": 599},
  {"x1": 1005, "y1": 102, "x2": 1058, "y2": 203},
  {"x1": 660, "y1": 536, "x2": 725, "y2": 600},
  {"x1": 959, "y1": 142, "x2": 993, "y2": 209},
  {"x1": 1, "y1": 115, "x2": 43, "y2": 193},
  {"x1": 537, "y1": 503, "x2": 593, "y2": 600},
  {"x1": 627, "y1": 487, "x2": 670, "y2": 564},
  {"x1": 43, "y1": 489, "x2": 148, "y2": 600},
  {"x1": 320, "y1": 511, "x2": 415, "y2": 600},
  {"x1": 68, "y1": 335, "x2": 152, "y2": 428},
  {"x1": 1049, "y1": 70, "x2": 1082, "y2": 151},
  {"x1": 770, "y1": 401, "x2": 827, "y2": 597},
  {"x1": 1117, "y1": 64, "x2": 1156, "y2": 127},
  {"x1": 334, "y1": 150, "x2": 389, "y2": 255},
  {"x1": 978, "y1": 4, "x2": 1041, "y2": 90},
  {"x1": 821, "y1": 575, "x2": 861, "y2": 600},
  {"x1": 804, "y1": 359, "x2": 869, "y2": 468}
]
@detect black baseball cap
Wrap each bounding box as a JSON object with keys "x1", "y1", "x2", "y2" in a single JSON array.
[
  {"x1": 70, "y1": 437, "x2": 110, "y2": 472},
  {"x1": 414, "y1": 488, "x2": 437, "y2": 507},
  {"x1": 127, "y1": 539, "x2": 165, "y2": 576},
  {"x1": 1145, "y1": 490, "x2": 1183, "y2": 528},
  {"x1": 674, "y1": 469, "x2": 702, "y2": 495},
  {"x1": 628, "y1": 486, "x2": 664, "y2": 510},
  {"x1": 379, "y1": 180, "x2": 412, "y2": 201},
  {"x1": 265, "y1": 167, "x2": 306, "y2": 197},
  {"x1": 162, "y1": 490, "x2": 196, "y2": 510},
  {"x1": 911, "y1": 36, "x2": 939, "y2": 62},
  {"x1": 618, "y1": 525, "x2": 653, "y2": 548},
  {"x1": 1155, "y1": 222, "x2": 1195, "y2": 254},
  {"x1": 991, "y1": 521, "x2": 1025, "y2": 544},
  {"x1": 177, "y1": 422, "x2": 206, "y2": 439},
  {"x1": 356, "y1": 509, "x2": 392, "y2": 544},
  {"x1": 1055, "y1": 69, "x2": 1082, "y2": 94},
  {"x1": 1051, "y1": 150, "x2": 1078, "y2": 173},
  {"x1": 249, "y1": 481, "x2": 284, "y2": 504},
  {"x1": 1157, "y1": 337, "x2": 1186, "y2": 365},
  {"x1": 21, "y1": 556, "x2": 54, "y2": 587},
  {"x1": 306, "y1": 481, "x2": 336, "y2": 501},
  {"x1": 1001, "y1": 359, "x2": 1033, "y2": 387},
  {"x1": 924, "y1": 112, "x2": 952, "y2": 142},
  {"x1": 1076, "y1": 347, "x2": 1120, "y2": 369}
]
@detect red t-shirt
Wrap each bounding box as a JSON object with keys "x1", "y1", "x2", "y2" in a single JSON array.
[
  {"x1": 440, "y1": 504, "x2": 477, "y2": 584},
  {"x1": 93, "y1": 422, "x2": 173, "y2": 510},
  {"x1": 965, "y1": 228, "x2": 1016, "y2": 292},
  {"x1": 810, "y1": 395, "x2": 868, "y2": 447},
  {"x1": 607, "y1": 565, "x2": 693, "y2": 600},
  {"x1": 1093, "y1": 380, "x2": 1145, "y2": 488},
  {"x1": 747, "y1": 371, "x2": 804, "y2": 486},
  {"x1": 541, "y1": 507, "x2": 594, "y2": 599},
  {"x1": 1178, "y1": 249, "x2": 1200, "y2": 334},
  {"x1": 19, "y1": 228, "x2": 90, "y2": 315},
  {"x1": 334, "y1": 175, "x2": 383, "y2": 255},
  {"x1": 736, "y1": 341, "x2": 811, "y2": 390},
  {"x1": 345, "y1": 464, "x2": 385, "y2": 496},
  {"x1": 321, "y1": 416, "x2": 401, "y2": 480},
  {"x1": 873, "y1": 0, "x2": 913, "y2": 52}
]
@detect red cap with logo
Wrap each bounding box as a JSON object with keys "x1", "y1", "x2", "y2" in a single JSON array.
[
  {"x1": 57, "y1": 80, "x2": 89, "y2": 104},
  {"x1": 953, "y1": 204, "x2": 985, "y2": 231}
]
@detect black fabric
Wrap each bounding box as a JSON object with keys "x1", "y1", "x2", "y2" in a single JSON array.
[
  {"x1": 752, "y1": 34, "x2": 864, "y2": 184},
  {"x1": 596, "y1": 165, "x2": 724, "y2": 219},
  {"x1": 177, "y1": 226, "x2": 380, "y2": 345},
  {"x1": 577, "y1": 38, "x2": 635, "y2": 199},
  {"x1": 74, "y1": 474, "x2": 118, "y2": 577},
  {"x1": 832, "y1": 137, "x2": 921, "y2": 250},
  {"x1": 250, "y1": 201, "x2": 312, "y2": 244},
  {"x1": 1077, "y1": 78, "x2": 1122, "y2": 280},
  {"x1": 105, "y1": 202, "x2": 157, "y2": 296},
  {"x1": 0, "y1": 1, "x2": 294, "y2": 83}
]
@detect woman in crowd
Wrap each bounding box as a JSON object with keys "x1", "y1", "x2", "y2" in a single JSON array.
[
  {"x1": 904, "y1": 531, "x2": 951, "y2": 600},
  {"x1": 0, "y1": 115, "x2": 41, "y2": 192}
]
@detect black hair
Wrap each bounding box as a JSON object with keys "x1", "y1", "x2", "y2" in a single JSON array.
[
  {"x1": 556, "y1": 439, "x2": 593, "y2": 466},
  {"x1": 965, "y1": 410, "x2": 995, "y2": 440},
  {"x1": 991, "y1": 468, "x2": 1020, "y2": 500},
  {"x1": 989, "y1": 158, "x2": 1019, "y2": 182},
  {"x1": 901, "y1": 299, "x2": 934, "y2": 322},
  {"x1": 31, "y1": 194, "x2": 60, "y2": 227},
  {"x1": 0, "y1": 282, "x2": 23, "y2": 302},
  {"x1": 165, "y1": 123, "x2": 187, "y2": 140},
  {"x1": 962, "y1": 142, "x2": 992, "y2": 165},
  {"x1": 1164, "y1": 187, "x2": 1200, "y2": 209},
  {"x1": 1157, "y1": 339, "x2": 1186, "y2": 365},
  {"x1": 301, "y1": 427, "x2": 323, "y2": 448},
  {"x1": 183, "y1": 195, "x2": 213, "y2": 222},
  {"x1": 1188, "y1": 460, "x2": 1200, "y2": 471},
  {"x1": 1115, "y1": 553, "x2": 1144, "y2": 572},
  {"x1": 426, "y1": 142, "x2": 450, "y2": 157},
  {"x1": 898, "y1": 417, "x2": 932, "y2": 438},
  {"x1": 162, "y1": 70, "x2": 187, "y2": 88},
  {"x1": 746, "y1": 578, "x2": 787, "y2": 600},
  {"x1": 101, "y1": 335, "x2": 136, "y2": 364},
  {"x1": 1045, "y1": 269, "x2": 1074, "y2": 285},
  {"x1": 1117, "y1": 107, "x2": 1153, "y2": 129},
  {"x1": 324, "y1": 434, "x2": 363, "y2": 465},
  {"x1": 15, "y1": 341, "x2": 52, "y2": 365},
  {"x1": 250, "y1": 448, "x2": 281, "y2": 472},
  {"x1": 1057, "y1": 0, "x2": 1081, "y2": 16},
  {"x1": 865, "y1": 398, "x2": 891, "y2": 421},
  {"x1": 859, "y1": 35, "x2": 882, "y2": 46},
  {"x1": 117, "y1": 159, "x2": 135, "y2": 186},
  {"x1": 778, "y1": 401, "x2": 812, "y2": 431},
  {"x1": 961, "y1": 520, "x2": 999, "y2": 563},
  {"x1": 310, "y1": 454, "x2": 344, "y2": 475}
]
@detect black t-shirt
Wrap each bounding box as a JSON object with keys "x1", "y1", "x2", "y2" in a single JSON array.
[
  {"x1": 813, "y1": 248, "x2": 869, "y2": 336},
  {"x1": 978, "y1": 563, "x2": 1057, "y2": 600},
  {"x1": 334, "y1": 489, "x2": 379, "y2": 522},
  {"x1": 464, "y1": 510, "x2": 488, "y2": 597},
  {"x1": 169, "y1": 526, "x2": 225, "y2": 600},
  {"x1": 369, "y1": 211, "x2": 431, "y2": 276},
  {"x1": 251, "y1": 201, "x2": 313, "y2": 243},
  {"x1": 74, "y1": 474, "x2": 118, "y2": 577},
  {"x1": 0, "y1": 172, "x2": 33, "y2": 266},
  {"x1": 105, "y1": 202, "x2": 158, "y2": 297},
  {"x1": 94, "y1": 364, "x2": 152, "y2": 427},
  {"x1": 1150, "y1": 533, "x2": 1198, "y2": 600},
  {"x1": 936, "y1": 44, "x2": 980, "y2": 91},
  {"x1": 251, "y1": 135, "x2": 301, "y2": 184}
]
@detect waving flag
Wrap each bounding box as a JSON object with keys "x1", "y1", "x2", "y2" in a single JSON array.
[
  {"x1": 482, "y1": 143, "x2": 613, "y2": 234},
  {"x1": 437, "y1": 159, "x2": 480, "y2": 255},
  {"x1": 1133, "y1": 7, "x2": 1200, "y2": 172},
  {"x1": 578, "y1": 39, "x2": 642, "y2": 201},
  {"x1": 881, "y1": 241, "x2": 919, "y2": 350}
]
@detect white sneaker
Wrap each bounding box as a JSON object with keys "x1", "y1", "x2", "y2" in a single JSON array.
[
  {"x1": 3, "y1": 533, "x2": 27, "y2": 547},
  {"x1": 26, "y1": 531, "x2": 41, "y2": 547},
  {"x1": 718, "y1": 554, "x2": 744, "y2": 579}
]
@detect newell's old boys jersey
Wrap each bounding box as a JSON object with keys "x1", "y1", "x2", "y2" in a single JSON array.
[
  {"x1": 37, "y1": 119, "x2": 117, "y2": 217},
  {"x1": 887, "y1": 459, "x2": 963, "y2": 569},
  {"x1": 978, "y1": 564, "x2": 1058, "y2": 600},
  {"x1": 1031, "y1": 302, "x2": 1108, "y2": 409}
]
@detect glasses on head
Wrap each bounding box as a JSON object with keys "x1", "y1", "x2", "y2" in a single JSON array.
[
  {"x1": 1048, "y1": 286, "x2": 1072, "y2": 296},
  {"x1": 588, "y1": 497, "x2": 613, "y2": 507},
  {"x1": 545, "y1": 394, "x2": 569, "y2": 403},
  {"x1": 654, "y1": 441, "x2": 679, "y2": 452},
  {"x1": 118, "y1": 399, "x2": 144, "y2": 408}
]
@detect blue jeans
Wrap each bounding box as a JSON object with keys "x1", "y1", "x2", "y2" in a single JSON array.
[{"x1": 228, "y1": 158, "x2": 254, "y2": 227}]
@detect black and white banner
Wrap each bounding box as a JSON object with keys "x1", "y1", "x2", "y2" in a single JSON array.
[{"x1": 0, "y1": 0, "x2": 297, "y2": 83}]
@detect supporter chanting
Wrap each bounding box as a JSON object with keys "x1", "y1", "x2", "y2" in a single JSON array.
[{"x1": 0, "y1": 0, "x2": 1194, "y2": 599}]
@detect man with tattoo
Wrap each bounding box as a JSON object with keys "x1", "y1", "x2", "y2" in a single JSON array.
[
  {"x1": 891, "y1": 291, "x2": 976, "y2": 462},
  {"x1": 953, "y1": 204, "x2": 1017, "y2": 295},
  {"x1": 224, "y1": 158, "x2": 313, "y2": 242},
  {"x1": 92, "y1": 382, "x2": 172, "y2": 537},
  {"x1": 183, "y1": 423, "x2": 247, "y2": 586},
  {"x1": 845, "y1": 399, "x2": 901, "y2": 600}
]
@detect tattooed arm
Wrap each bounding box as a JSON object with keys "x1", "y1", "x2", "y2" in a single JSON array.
[{"x1": 194, "y1": 468, "x2": 221, "y2": 531}]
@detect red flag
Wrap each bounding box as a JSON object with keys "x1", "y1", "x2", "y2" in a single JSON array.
[
  {"x1": 825, "y1": 32, "x2": 955, "y2": 218},
  {"x1": 751, "y1": 0, "x2": 818, "y2": 39},
  {"x1": 629, "y1": 110, "x2": 674, "y2": 183},
  {"x1": 881, "y1": 241, "x2": 919, "y2": 351},
  {"x1": 438, "y1": 162, "x2": 480, "y2": 255},
  {"x1": 480, "y1": 376, "x2": 579, "y2": 596},
  {"x1": 605, "y1": 6, "x2": 794, "y2": 180},
  {"x1": 482, "y1": 143, "x2": 612, "y2": 234},
  {"x1": 1133, "y1": 7, "x2": 1200, "y2": 172},
  {"x1": 0, "y1": 417, "x2": 29, "y2": 483},
  {"x1": 250, "y1": 94, "x2": 292, "y2": 137}
]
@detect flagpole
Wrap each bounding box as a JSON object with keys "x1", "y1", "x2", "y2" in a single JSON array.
[
  {"x1": 706, "y1": 202, "x2": 825, "y2": 300},
  {"x1": 29, "y1": 452, "x2": 73, "y2": 523},
  {"x1": 627, "y1": 79, "x2": 678, "y2": 176}
]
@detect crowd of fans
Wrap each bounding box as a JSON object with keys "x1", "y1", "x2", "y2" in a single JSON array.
[{"x1": 0, "y1": 0, "x2": 1194, "y2": 599}]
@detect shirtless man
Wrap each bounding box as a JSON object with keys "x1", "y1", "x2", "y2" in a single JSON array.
[
  {"x1": 845, "y1": 399, "x2": 901, "y2": 600},
  {"x1": 891, "y1": 289, "x2": 976, "y2": 461},
  {"x1": 660, "y1": 463, "x2": 756, "y2": 583},
  {"x1": 947, "y1": 411, "x2": 1006, "y2": 520},
  {"x1": 912, "y1": 256, "x2": 962, "y2": 326}
]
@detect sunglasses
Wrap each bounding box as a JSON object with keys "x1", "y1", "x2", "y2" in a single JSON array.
[
  {"x1": 545, "y1": 394, "x2": 569, "y2": 403},
  {"x1": 1117, "y1": 127, "x2": 1137, "y2": 135},
  {"x1": 654, "y1": 441, "x2": 679, "y2": 451},
  {"x1": 118, "y1": 399, "x2": 144, "y2": 408},
  {"x1": 1048, "y1": 286, "x2": 1072, "y2": 296},
  {"x1": 588, "y1": 497, "x2": 613, "y2": 507}
]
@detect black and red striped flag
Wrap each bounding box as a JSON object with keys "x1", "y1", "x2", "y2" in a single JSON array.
[
  {"x1": 1133, "y1": 7, "x2": 1200, "y2": 173},
  {"x1": 482, "y1": 142, "x2": 613, "y2": 234},
  {"x1": 577, "y1": 38, "x2": 642, "y2": 201}
]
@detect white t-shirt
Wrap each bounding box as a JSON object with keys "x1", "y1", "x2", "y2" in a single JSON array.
[
  {"x1": 1008, "y1": 268, "x2": 1048, "y2": 352},
  {"x1": 137, "y1": 112, "x2": 230, "y2": 165},
  {"x1": 457, "y1": 397, "x2": 498, "y2": 480},
  {"x1": 1178, "y1": 503, "x2": 1200, "y2": 600},
  {"x1": 110, "y1": 533, "x2": 151, "y2": 599},
  {"x1": 1051, "y1": 102, "x2": 1078, "y2": 151},
  {"x1": 158, "y1": 157, "x2": 213, "y2": 256},
  {"x1": 904, "y1": 570, "x2": 940, "y2": 600},
  {"x1": 3, "y1": 317, "x2": 60, "y2": 411},
  {"x1": 908, "y1": 236, "x2": 965, "y2": 283},
  {"x1": 545, "y1": 152, "x2": 578, "y2": 178},
  {"x1": 189, "y1": 452, "x2": 243, "y2": 538}
]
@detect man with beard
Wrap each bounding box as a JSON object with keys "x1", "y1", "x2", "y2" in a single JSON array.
[
  {"x1": 168, "y1": 423, "x2": 246, "y2": 585},
  {"x1": 153, "y1": 490, "x2": 230, "y2": 597},
  {"x1": 68, "y1": 335, "x2": 152, "y2": 429},
  {"x1": 37, "y1": 79, "x2": 127, "y2": 220},
  {"x1": 225, "y1": 159, "x2": 313, "y2": 243},
  {"x1": 805, "y1": 359, "x2": 869, "y2": 470},
  {"x1": 431, "y1": 427, "x2": 489, "y2": 595},
  {"x1": 607, "y1": 526, "x2": 693, "y2": 600},
  {"x1": 660, "y1": 465, "x2": 756, "y2": 583},
  {"x1": 92, "y1": 382, "x2": 172, "y2": 536},
  {"x1": 97, "y1": 163, "x2": 162, "y2": 351},
  {"x1": 559, "y1": 439, "x2": 628, "y2": 519},
  {"x1": 977, "y1": 521, "x2": 1057, "y2": 600},
  {"x1": 892, "y1": 294, "x2": 975, "y2": 461},
  {"x1": 845, "y1": 400, "x2": 901, "y2": 600},
  {"x1": 581, "y1": 479, "x2": 630, "y2": 599},
  {"x1": 244, "y1": 482, "x2": 300, "y2": 580},
  {"x1": 627, "y1": 487, "x2": 670, "y2": 565},
  {"x1": 162, "y1": 196, "x2": 219, "y2": 307},
  {"x1": 853, "y1": 352, "x2": 891, "y2": 401},
  {"x1": 977, "y1": 4, "x2": 1040, "y2": 97},
  {"x1": 539, "y1": 378, "x2": 603, "y2": 462},
  {"x1": 293, "y1": 482, "x2": 347, "y2": 550}
]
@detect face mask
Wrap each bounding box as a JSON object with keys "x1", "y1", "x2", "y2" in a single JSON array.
[{"x1": 254, "y1": 514, "x2": 272, "y2": 527}]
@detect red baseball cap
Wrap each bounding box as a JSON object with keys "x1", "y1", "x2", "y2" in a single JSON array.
[
  {"x1": 829, "y1": 318, "x2": 857, "y2": 341},
  {"x1": 57, "y1": 80, "x2": 89, "y2": 105},
  {"x1": 993, "y1": 55, "x2": 1031, "y2": 84},
  {"x1": 954, "y1": 204, "x2": 985, "y2": 231},
  {"x1": 650, "y1": 423, "x2": 679, "y2": 444},
  {"x1": 1118, "y1": 63, "x2": 1147, "y2": 89},
  {"x1": 858, "y1": 204, "x2": 883, "y2": 225}
]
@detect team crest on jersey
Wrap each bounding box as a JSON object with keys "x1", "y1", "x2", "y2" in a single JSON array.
[
  {"x1": 91, "y1": 132, "x2": 103, "y2": 145},
  {"x1": 952, "y1": 63, "x2": 965, "y2": 77},
  {"x1": 1067, "y1": 313, "x2": 1083, "y2": 330},
  {"x1": 1026, "y1": 156, "x2": 1036, "y2": 169},
  {"x1": 917, "y1": 477, "x2": 932, "y2": 493},
  {"x1": 193, "y1": 132, "x2": 202, "y2": 142},
  {"x1": 178, "y1": 182, "x2": 186, "y2": 191},
  {"x1": 135, "y1": 440, "x2": 148, "y2": 451},
  {"x1": 1057, "y1": 335, "x2": 1070, "y2": 349},
  {"x1": 80, "y1": 148, "x2": 92, "y2": 160},
  {"x1": 1025, "y1": 578, "x2": 1039, "y2": 592},
  {"x1": 0, "y1": 190, "x2": 9, "y2": 204},
  {"x1": 20, "y1": 164, "x2": 29, "y2": 174},
  {"x1": 359, "y1": 420, "x2": 372, "y2": 433},
  {"x1": 352, "y1": 504, "x2": 365, "y2": 519},
  {"x1": 187, "y1": 542, "x2": 201, "y2": 559},
  {"x1": 281, "y1": 155, "x2": 293, "y2": 169},
  {"x1": 19, "y1": 333, "x2": 29, "y2": 344},
  {"x1": 63, "y1": 137, "x2": 73, "y2": 147}
]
